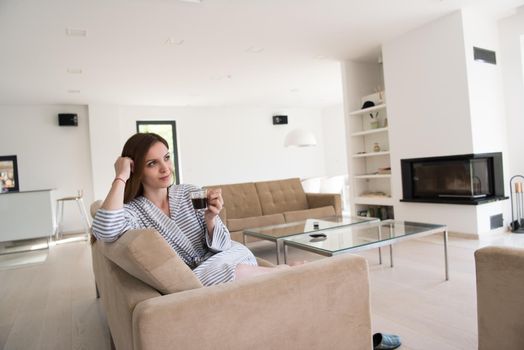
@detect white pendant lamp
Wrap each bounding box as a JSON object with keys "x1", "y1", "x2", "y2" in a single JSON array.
[{"x1": 284, "y1": 129, "x2": 317, "y2": 147}]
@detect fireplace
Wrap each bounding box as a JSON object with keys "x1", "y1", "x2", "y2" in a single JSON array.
[{"x1": 401, "y1": 153, "x2": 507, "y2": 205}]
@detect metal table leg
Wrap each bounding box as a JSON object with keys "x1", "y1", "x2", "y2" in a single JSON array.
[
  {"x1": 276, "y1": 240, "x2": 281, "y2": 265},
  {"x1": 444, "y1": 229, "x2": 449, "y2": 281},
  {"x1": 283, "y1": 241, "x2": 288, "y2": 264},
  {"x1": 378, "y1": 225, "x2": 382, "y2": 264},
  {"x1": 389, "y1": 222, "x2": 394, "y2": 267}
]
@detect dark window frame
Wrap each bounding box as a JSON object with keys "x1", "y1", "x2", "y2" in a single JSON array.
[{"x1": 136, "y1": 120, "x2": 180, "y2": 185}]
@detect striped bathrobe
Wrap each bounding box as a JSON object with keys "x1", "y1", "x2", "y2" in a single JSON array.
[{"x1": 92, "y1": 184, "x2": 257, "y2": 286}]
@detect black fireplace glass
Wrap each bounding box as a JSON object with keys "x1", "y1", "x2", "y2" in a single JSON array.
[
  {"x1": 401, "y1": 152, "x2": 505, "y2": 205},
  {"x1": 412, "y1": 158, "x2": 492, "y2": 198}
]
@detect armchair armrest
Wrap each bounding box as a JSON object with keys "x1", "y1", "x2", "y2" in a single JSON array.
[
  {"x1": 475, "y1": 246, "x2": 524, "y2": 350},
  {"x1": 306, "y1": 192, "x2": 342, "y2": 216},
  {"x1": 133, "y1": 254, "x2": 371, "y2": 350}
]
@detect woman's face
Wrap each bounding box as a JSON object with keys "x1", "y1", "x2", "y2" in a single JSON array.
[{"x1": 141, "y1": 141, "x2": 173, "y2": 191}]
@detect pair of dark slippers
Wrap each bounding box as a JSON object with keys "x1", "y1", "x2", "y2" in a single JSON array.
[{"x1": 373, "y1": 333, "x2": 401, "y2": 350}]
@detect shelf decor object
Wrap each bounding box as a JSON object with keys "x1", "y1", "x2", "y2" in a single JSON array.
[{"x1": 510, "y1": 174, "x2": 524, "y2": 233}]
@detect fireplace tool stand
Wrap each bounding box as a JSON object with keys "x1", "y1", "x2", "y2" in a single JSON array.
[{"x1": 510, "y1": 175, "x2": 524, "y2": 233}]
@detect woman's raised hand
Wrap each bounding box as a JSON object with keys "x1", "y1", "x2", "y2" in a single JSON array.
[{"x1": 114, "y1": 157, "x2": 134, "y2": 181}]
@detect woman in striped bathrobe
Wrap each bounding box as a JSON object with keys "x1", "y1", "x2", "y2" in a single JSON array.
[{"x1": 92, "y1": 132, "x2": 276, "y2": 286}]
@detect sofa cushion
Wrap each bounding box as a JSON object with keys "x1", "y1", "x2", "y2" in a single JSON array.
[
  {"x1": 228, "y1": 213, "x2": 286, "y2": 232},
  {"x1": 96, "y1": 228, "x2": 203, "y2": 294},
  {"x1": 255, "y1": 178, "x2": 309, "y2": 215},
  {"x1": 283, "y1": 206, "x2": 336, "y2": 223},
  {"x1": 206, "y1": 182, "x2": 262, "y2": 219}
]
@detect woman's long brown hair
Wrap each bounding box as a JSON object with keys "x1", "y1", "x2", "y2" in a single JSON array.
[
  {"x1": 90, "y1": 132, "x2": 169, "y2": 245},
  {"x1": 121, "y1": 132, "x2": 169, "y2": 203}
]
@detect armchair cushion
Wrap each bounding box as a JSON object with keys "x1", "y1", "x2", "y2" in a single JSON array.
[{"x1": 96, "y1": 228, "x2": 203, "y2": 294}]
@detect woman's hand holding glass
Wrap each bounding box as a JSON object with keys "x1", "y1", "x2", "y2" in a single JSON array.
[{"x1": 205, "y1": 189, "x2": 224, "y2": 218}]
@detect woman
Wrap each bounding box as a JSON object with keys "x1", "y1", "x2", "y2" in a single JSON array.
[{"x1": 92, "y1": 132, "x2": 279, "y2": 286}]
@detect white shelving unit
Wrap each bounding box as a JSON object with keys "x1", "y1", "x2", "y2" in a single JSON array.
[
  {"x1": 352, "y1": 151, "x2": 390, "y2": 158},
  {"x1": 347, "y1": 93, "x2": 394, "y2": 220}
]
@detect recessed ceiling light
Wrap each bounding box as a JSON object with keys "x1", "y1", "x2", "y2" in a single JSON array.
[
  {"x1": 67, "y1": 89, "x2": 81, "y2": 93},
  {"x1": 178, "y1": 0, "x2": 202, "y2": 3},
  {"x1": 66, "y1": 28, "x2": 88, "y2": 37},
  {"x1": 245, "y1": 46, "x2": 264, "y2": 53},
  {"x1": 67, "y1": 68, "x2": 83, "y2": 74},
  {"x1": 165, "y1": 38, "x2": 185, "y2": 45}
]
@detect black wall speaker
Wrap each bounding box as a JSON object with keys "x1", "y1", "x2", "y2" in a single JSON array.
[
  {"x1": 273, "y1": 115, "x2": 288, "y2": 125},
  {"x1": 58, "y1": 113, "x2": 78, "y2": 126}
]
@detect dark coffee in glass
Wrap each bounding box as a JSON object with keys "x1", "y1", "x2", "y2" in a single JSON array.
[
  {"x1": 191, "y1": 197, "x2": 208, "y2": 210},
  {"x1": 190, "y1": 189, "x2": 208, "y2": 210}
]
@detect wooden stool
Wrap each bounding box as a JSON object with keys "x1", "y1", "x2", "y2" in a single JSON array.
[{"x1": 54, "y1": 191, "x2": 90, "y2": 241}]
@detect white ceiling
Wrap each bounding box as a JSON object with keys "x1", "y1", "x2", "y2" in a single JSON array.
[{"x1": 0, "y1": 0, "x2": 523, "y2": 107}]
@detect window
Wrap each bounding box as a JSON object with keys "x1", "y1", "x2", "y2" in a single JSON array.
[{"x1": 136, "y1": 121, "x2": 180, "y2": 184}]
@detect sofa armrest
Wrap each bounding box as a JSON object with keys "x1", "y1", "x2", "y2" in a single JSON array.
[
  {"x1": 306, "y1": 192, "x2": 342, "y2": 216},
  {"x1": 475, "y1": 246, "x2": 524, "y2": 350},
  {"x1": 132, "y1": 254, "x2": 371, "y2": 350}
]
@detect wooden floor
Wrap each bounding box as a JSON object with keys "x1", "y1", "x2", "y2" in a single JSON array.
[{"x1": 2, "y1": 232, "x2": 524, "y2": 350}]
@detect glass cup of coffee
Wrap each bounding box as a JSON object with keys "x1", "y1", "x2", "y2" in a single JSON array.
[{"x1": 190, "y1": 189, "x2": 208, "y2": 210}]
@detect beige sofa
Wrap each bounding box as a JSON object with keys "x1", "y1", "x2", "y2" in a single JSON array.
[
  {"x1": 475, "y1": 246, "x2": 524, "y2": 350},
  {"x1": 206, "y1": 177, "x2": 342, "y2": 242}
]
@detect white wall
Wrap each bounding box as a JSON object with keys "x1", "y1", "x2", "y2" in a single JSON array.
[
  {"x1": 0, "y1": 105, "x2": 93, "y2": 233},
  {"x1": 382, "y1": 10, "x2": 510, "y2": 235},
  {"x1": 383, "y1": 11, "x2": 473, "y2": 160},
  {"x1": 321, "y1": 104, "x2": 347, "y2": 176},
  {"x1": 88, "y1": 104, "x2": 123, "y2": 200},
  {"x1": 463, "y1": 10, "x2": 508, "y2": 155},
  {"x1": 462, "y1": 9, "x2": 511, "y2": 234},
  {"x1": 382, "y1": 11, "x2": 475, "y2": 233},
  {"x1": 500, "y1": 7, "x2": 524, "y2": 177},
  {"x1": 89, "y1": 104, "x2": 330, "y2": 197}
]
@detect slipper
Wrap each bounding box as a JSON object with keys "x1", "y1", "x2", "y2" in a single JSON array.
[{"x1": 373, "y1": 333, "x2": 401, "y2": 350}]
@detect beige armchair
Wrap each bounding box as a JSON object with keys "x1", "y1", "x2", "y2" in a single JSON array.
[
  {"x1": 475, "y1": 246, "x2": 524, "y2": 350},
  {"x1": 90, "y1": 202, "x2": 373, "y2": 350}
]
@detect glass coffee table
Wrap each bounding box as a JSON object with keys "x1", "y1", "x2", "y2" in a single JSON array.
[
  {"x1": 282, "y1": 220, "x2": 449, "y2": 280},
  {"x1": 242, "y1": 216, "x2": 379, "y2": 264}
]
